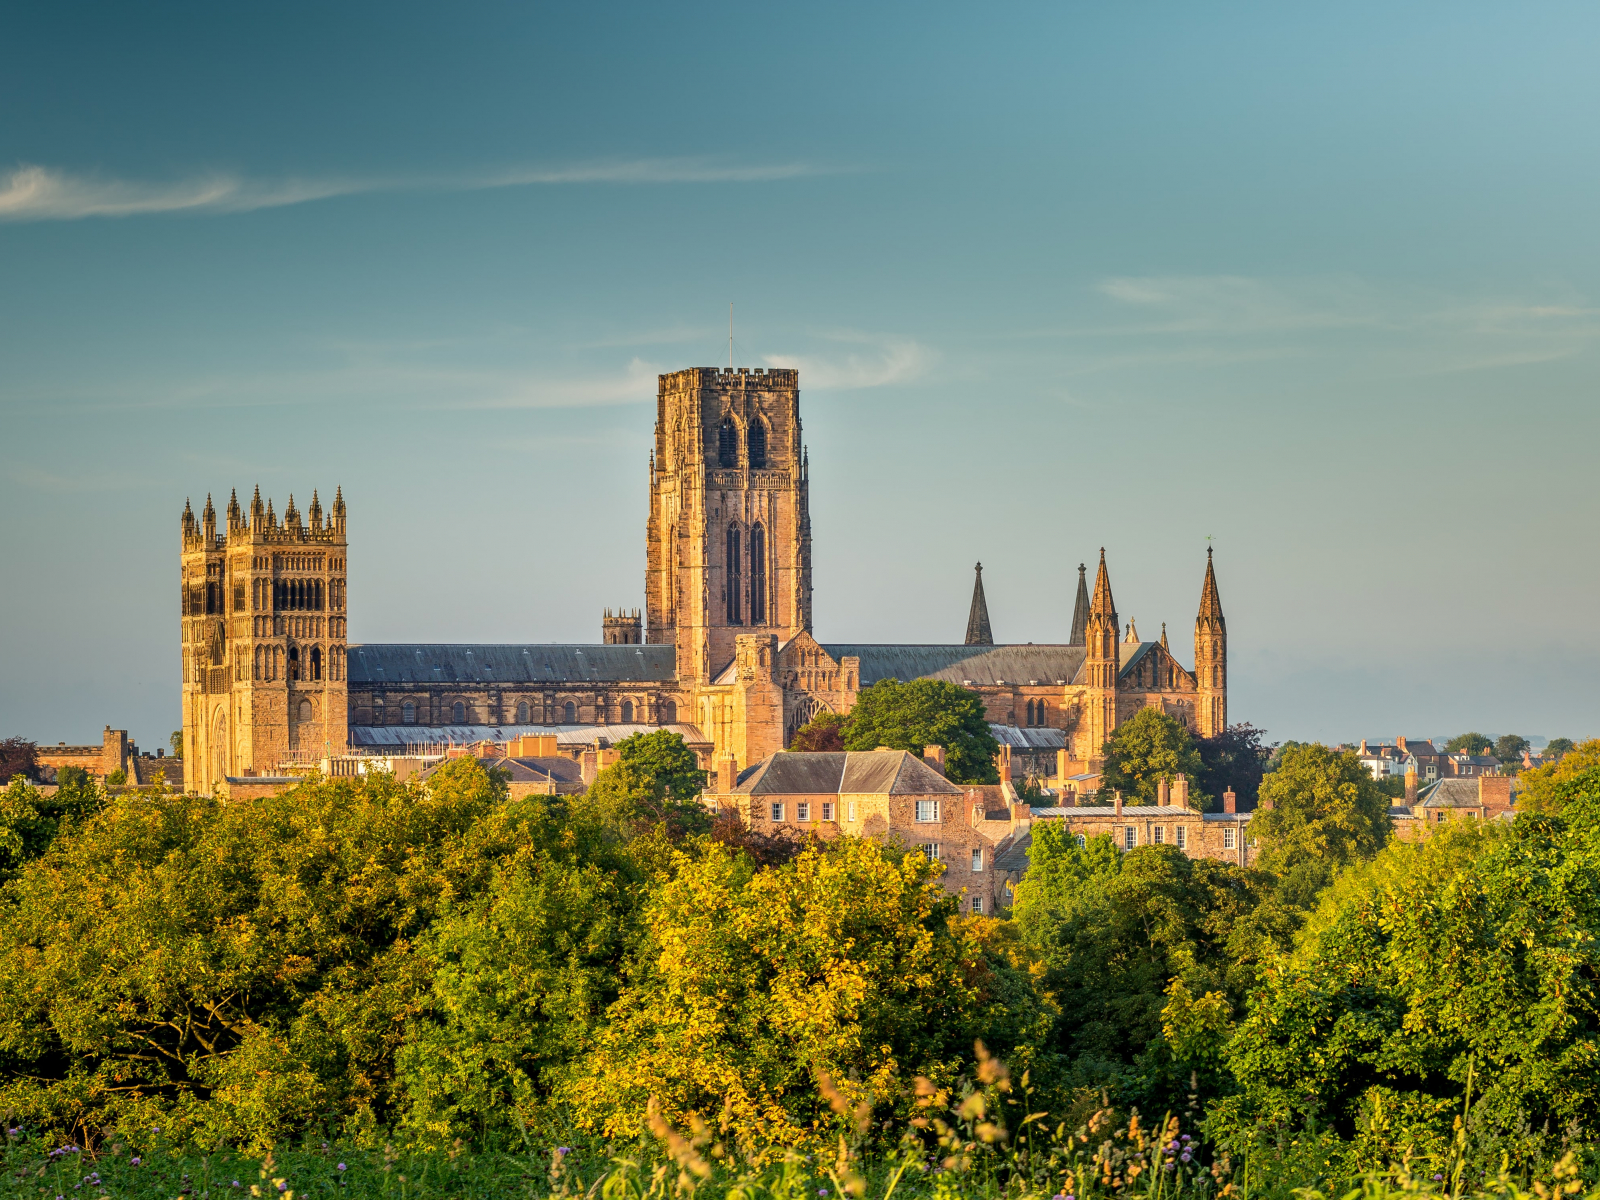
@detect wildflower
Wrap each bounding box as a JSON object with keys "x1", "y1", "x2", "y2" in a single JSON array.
[
  {"x1": 233, "y1": 1183, "x2": 241, "y2": 1189},
  {"x1": 820, "y1": 1191, "x2": 830, "y2": 1197},
  {"x1": 131, "y1": 1158, "x2": 142, "y2": 1167},
  {"x1": 1181, "y1": 1152, "x2": 1192, "y2": 1163},
  {"x1": 336, "y1": 1164, "x2": 347, "y2": 1172},
  {"x1": 278, "y1": 1184, "x2": 288, "y2": 1193},
  {"x1": 1433, "y1": 1175, "x2": 1444, "y2": 1182},
  {"x1": 1053, "y1": 1194, "x2": 1067, "y2": 1200},
  {"x1": 555, "y1": 1147, "x2": 572, "y2": 1157},
  {"x1": 1181, "y1": 1134, "x2": 1192, "y2": 1142}
]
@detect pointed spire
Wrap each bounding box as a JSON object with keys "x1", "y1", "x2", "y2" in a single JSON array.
[
  {"x1": 1069, "y1": 562, "x2": 1090, "y2": 646},
  {"x1": 1090, "y1": 547, "x2": 1117, "y2": 622},
  {"x1": 308, "y1": 488, "x2": 323, "y2": 531},
  {"x1": 1198, "y1": 546, "x2": 1225, "y2": 632},
  {"x1": 1124, "y1": 618, "x2": 1139, "y2": 643},
  {"x1": 965, "y1": 562, "x2": 994, "y2": 646},
  {"x1": 1160, "y1": 622, "x2": 1170, "y2": 650},
  {"x1": 266, "y1": 498, "x2": 277, "y2": 528}
]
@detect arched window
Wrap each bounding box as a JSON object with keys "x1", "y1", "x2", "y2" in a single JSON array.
[
  {"x1": 315, "y1": 579, "x2": 324, "y2": 610},
  {"x1": 298, "y1": 698, "x2": 313, "y2": 723},
  {"x1": 403, "y1": 701, "x2": 416, "y2": 725},
  {"x1": 288, "y1": 646, "x2": 300, "y2": 682},
  {"x1": 621, "y1": 700, "x2": 634, "y2": 723},
  {"x1": 310, "y1": 646, "x2": 322, "y2": 681},
  {"x1": 748, "y1": 418, "x2": 767, "y2": 468},
  {"x1": 663, "y1": 699, "x2": 677, "y2": 724},
  {"x1": 749, "y1": 524, "x2": 766, "y2": 624},
  {"x1": 516, "y1": 700, "x2": 529, "y2": 723},
  {"x1": 563, "y1": 701, "x2": 576, "y2": 723},
  {"x1": 718, "y1": 417, "x2": 738, "y2": 467},
  {"x1": 726, "y1": 526, "x2": 742, "y2": 624},
  {"x1": 1025, "y1": 699, "x2": 1035, "y2": 726},
  {"x1": 253, "y1": 646, "x2": 262, "y2": 680},
  {"x1": 452, "y1": 701, "x2": 465, "y2": 724}
]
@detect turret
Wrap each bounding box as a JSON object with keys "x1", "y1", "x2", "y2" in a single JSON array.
[
  {"x1": 308, "y1": 489, "x2": 323, "y2": 534},
  {"x1": 251, "y1": 485, "x2": 265, "y2": 533},
  {"x1": 332, "y1": 486, "x2": 346, "y2": 536},
  {"x1": 1194, "y1": 548, "x2": 1227, "y2": 737},
  {"x1": 182, "y1": 498, "x2": 198, "y2": 544},
  {"x1": 1083, "y1": 548, "x2": 1120, "y2": 764},
  {"x1": 964, "y1": 562, "x2": 994, "y2": 646},
  {"x1": 227, "y1": 489, "x2": 243, "y2": 536},
  {"x1": 202, "y1": 494, "x2": 217, "y2": 544}
]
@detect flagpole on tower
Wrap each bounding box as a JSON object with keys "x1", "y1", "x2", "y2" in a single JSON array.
[{"x1": 729, "y1": 302, "x2": 733, "y2": 368}]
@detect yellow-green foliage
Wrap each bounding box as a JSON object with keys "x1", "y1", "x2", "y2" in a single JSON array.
[{"x1": 562, "y1": 836, "x2": 1053, "y2": 1150}]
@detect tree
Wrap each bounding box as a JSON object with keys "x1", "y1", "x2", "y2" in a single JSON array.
[
  {"x1": 841, "y1": 678, "x2": 1000, "y2": 784},
  {"x1": 1214, "y1": 797, "x2": 1600, "y2": 1172},
  {"x1": 0, "y1": 737, "x2": 38, "y2": 783},
  {"x1": 1516, "y1": 738, "x2": 1600, "y2": 814},
  {"x1": 561, "y1": 836, "x2": 1053, "y2": 1145},
  {"x1": 1445, "y1": 731, "x2": 1493, "y2": 755},
  {"x1": 789, "y1": 710, "x2": 847, "y2": 752},
  {"x1": 1494, "y1": 733, "x2": 1530, "y2": 766},
  {"x1": 1545, "y1": 737, "x2": 1576, "y2": 760},
  {"x1": 1251, "y1": 743, "x2": 1391, "y2": 907},
  {"x1": 1100, "y1": 707, "x2": 1208, "y2": 808},
  {"x1": 1194, "y1": 722, "x2": 1271, "y2": 808},
  {"x1": 0, "y1": 774, "x2": 104, "y2": 882},
  {"x1": 614, "y1": 729, "x2": 706, "y2": 802},
  {"x1": 169, "y1": 730, "x2": 184, "y2": 759}
]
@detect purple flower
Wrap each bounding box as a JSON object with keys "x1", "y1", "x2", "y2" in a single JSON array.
[
  {"x1": 337, "y1": 1163, "x2": 347, "y2": 1172},
  {"x1": 1433, "y1": 1175, "x2": 1444, "y2": 1182},
  {"x1": 1181, "y1": 1134, "x2": 1192, "y2": 1142},
  {"x1": 555, "y1": 1147, "x2": 572, "y2": 1156},
  {"x1": 277, "y1": 1184, "x2": 288, "y2": 1193},
  {"x1": 1181, "y1": 1151, "x2": 1192, "y2": 1163},
  {"x1": 130, "y1": 1158, "x2": 142, "y2": 1167},
  {"x1": 233, "y1": 1183, "x2": 241, "y2": 1189},
  {"x1": 151, "y1": 1126, "x2": 160, "y2": 1134},
  {"x1": 819, "y1": 1191, "x2": 830, "y2": 1197},
  {"x1": 1053, "y1": 1194, "x2": 1067, "y2": 1200}
]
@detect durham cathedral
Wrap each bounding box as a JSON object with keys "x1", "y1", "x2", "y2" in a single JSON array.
[{"x1": 179, "y1": 366, "x2": 1228, "y2": 793}]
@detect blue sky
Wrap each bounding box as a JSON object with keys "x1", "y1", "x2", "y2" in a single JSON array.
[{"x1": 3, "y1": 1, "x2": 1598, "y2": 751}]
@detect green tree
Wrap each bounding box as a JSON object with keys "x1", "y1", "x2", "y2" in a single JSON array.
[
  {"x1": 615, "y1": 729, "x2": 706, "y2": 802},
  {"x1": 1011, "y1": 825, "x2": 1122, "y2": 936},
  {"x1": 1445, "y1": 731, "x2": 1493, "y2": 755},
  {"x1": 1493, "y1": 732, "x2": 1530, "y2": 765},
  {"x1": 1516, "y1": 738, "x2": 1600, "y2": 813},
  {"x1": 789, "y1": 710, "x2": 847, "y2": 752},
  {"x1": 585, "y1": 731, "x2": 713, "y2": 843},
  {"x1": 0, "y1": 736, "x2": 38, "y2": 783},
  {"x1": 1251, "y1": 743, "x2": 1391, "y2": 908},
  {"x1": 0, "y1": 757, "x2": 517, "y2": 1146},
  {"x1": 0, "y1": 774, "x2": 104, "y2": 882},
  {"x1": 1545, "y1": 737, "x2": 1576, "y2": 760},
  {"x1": 1194, "y1": 722, "x2": 1271, "y2": 807},
  {"x1": 842, "y1": 678, "x2": 1000, "y2": 784},
  {"x1": 1213, "y1": 792, "x2": 1600, "y2": 1173},
  {"x1": 169, "y1": 730, "x2": 184, "y2": 759},
  {"x1": 562, "y1": 836, "x2": 1053, "y2": 1145},
  {"x1": 1100, "y1": 707, "x2": 1208, "y2": 807}
]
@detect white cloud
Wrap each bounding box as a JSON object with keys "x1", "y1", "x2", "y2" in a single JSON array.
[
  {"x1": 763, "y1": 333, "x2": 932, "y2": 389},
  {"x1": 0, "y1": 157, "x2": 824, "y2": 222}
]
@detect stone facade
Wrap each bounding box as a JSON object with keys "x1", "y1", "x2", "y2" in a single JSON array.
[{"x1": 180, "y1": 365, "x2": 1228, "y2": 788}]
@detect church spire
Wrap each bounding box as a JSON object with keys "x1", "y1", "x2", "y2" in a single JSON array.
[
  {"x1": 1198, "y1": 546, "x2": 1225, "y2": 632},
  {"x1": 1160, "y1": 622, "x2": 1170, "y2": 651},
  {"x1": 964, "y1": 562, "x2": 994, "y2": 646},
  {"x1": 1069, "y1": 562, "x2": 1090, "y2": 646},
  {"x1": 1090, "y1": 547, "x2": 1117, "y2": 623},
  {"x1": 1194, "y1": 547, "x2": 1228, "y2": 737}
]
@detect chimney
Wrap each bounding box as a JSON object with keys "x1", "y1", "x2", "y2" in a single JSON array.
[
  {"x1": 580, "y1": 747, "x2": 599, "y2": 786},
  {"x1": 1157, "y1": 776, "x2": 1170, "y2": 805},
  {"x1": 1173, "y1": 774, "x2": 1189, "y2": 809},
  {"x1": 1056, "y1": 748, "x2": 1070, "y2": 785},
  {"x1": 1404, "y1": 768, "x2": 1418, "y2": 804},
  {"x1": 923, "y1": 744, "x2": 946, "y2": 776},
  {"x1": 719, "y1": 755, "x2": 738, "y2": 795},
  {"x1": 1223, "y1": 788, "x2": 1237, "y2": 814},
  {"x1": 1479, "y1": 775, "x2": 1512, "y2": 812},
  {"x1": 994, "y1": 743, "x2": 1012, "y2": 781},
  {"x1": 1114, "y1": 790, "x2": 1123, "y2": 817},
  {"x1": 1396, "y1": 735, "x2": 1408, "y2": 753},
  {"x1": 1359, "y1": 739, "x2": 1368, "y2": 755}
]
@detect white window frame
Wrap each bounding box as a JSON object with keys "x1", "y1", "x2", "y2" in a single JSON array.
[
  {"x1": 848, "y1": 801, "x2": 858, "y2": 822},
  {"x1": 971, "y1": 895, "x2": 983, "y2": 914},
  {"x1": 770, "y1": 802, "x2": 784, "y2": 822},
  {"x1": 1223, "y1": 827, "x2": 1236, "y2": 850},
  {"x1": 971, "y1": 847, "x2": 983, "y2": 873},
  {"x1": 920, "y1": 842, "x2": 941, "y2": 861},
  {"x1": 1153, "y1": 826, "x2": 1165, "y2": 845},
  {"x1": 915, "y1": 799, "x2": 940, "y2": 823},
  {"x1": 797, "y1": 802, "x2": 810, "y2": 822},
  {"x1": 1075, "y1": 833, "x2": 1087, "y2": 848},
  {"x1": 1175, "y1": 825, "x2": 1187, "y2": 851},
  {"x1": 1123, "y1": 826, "x2": 1136, "y2": 851},
  {"x1": 821, "y1": 802, "x2": 834, "y2": 822}
]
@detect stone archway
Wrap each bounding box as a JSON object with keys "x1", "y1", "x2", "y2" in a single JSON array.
[{"x1": 785, "y1": 695, "x2": 830, "y2": 746}]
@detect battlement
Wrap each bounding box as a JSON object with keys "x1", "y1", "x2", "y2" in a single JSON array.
[
  {"x1": 181, "y1": 485, "x2": 347, "y2": 548},
  {"x1": 659, "y1": 366, "x2": 799, "y2": 393},
  {"x1": 602, "y1": 607, "x2": 643, "y2": 645}
]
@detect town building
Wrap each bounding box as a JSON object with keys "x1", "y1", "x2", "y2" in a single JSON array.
[{"x1": 179, "y1": 366, "x2": 1230, "y2": 794}]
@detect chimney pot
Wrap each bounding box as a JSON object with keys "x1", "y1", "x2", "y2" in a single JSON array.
[
  {"x1": 1114, "y1": 790, "x2": 1124, "y2": 817},
  {"x1": 1223, "y1": 788, "x2": 1236, "y2": 814}
]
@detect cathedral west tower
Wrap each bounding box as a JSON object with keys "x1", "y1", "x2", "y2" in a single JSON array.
[{"x1": 647, "y1": 367, "x2": 811, "y2": 683}]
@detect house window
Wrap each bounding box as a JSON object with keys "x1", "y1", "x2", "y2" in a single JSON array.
[
  {"x1": 1075, "y1": 833, "x2": 1086, "y2": 848},
  {"x1": 971, "y1": 847, "x2": 983, "y2": 872},
  {"x1": 1123, "y1": 826, "x2": 1136, "y2": 850},
  {"x1": 921, "y1": 843, "x2": 941, "y2": 861},
  {"x1": 915, "y1": 799, "x2": 940, "y2": 822},
  {"x1": 1223, "y1": 827, "x2": 1236, "y2": 850},
  {"x1": 848, "y1": 801, "x2": 858, "y2": 822},
  {"x1": 1175, "y1": 825, "x2": 1187, "y2": 850},
  {"x1": 822, "y1": 802, "x2": 834, "y2": 821},
  {"x1": 1153, "y1": 826, "x2": 1165, "y2": 845},
  {"x1": 797, "y1": 802, "x2": 810, "y2": 821},
  {"x1": 971, "y1": 895, "x2": 984, "y2": 914},
  {"x1": 770, "y1": 802, "x2": 783, "y2": 821},
  {"x1": 402, "y1": 701, "x2": 416, "y2": 725}
]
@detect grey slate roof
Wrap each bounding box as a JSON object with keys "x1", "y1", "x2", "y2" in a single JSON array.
[
  {"x1": 349, "y1": 722, "x2": 708, "y2": 747},
  {"x1": 347, "y1": 644, "x2": 676, "y2": 685},
  {"x1": 992, "y1": 828, "x2": 1032, "y2": 875},
  {"x1": 421, "y1": 754, "x2": 584, "y2": 785},
  {"x1": 991, "y1": 725, "x2": 1068, "y2": 750},
  {"x1": 821, "y1": 644, "x2": 1088, "y2": 687},
  {"x1": 1419, "y1": 778, "x2": 1488, "y2": 807},
  {"x1": 732, "y1": 750, "x2": 964, "y2": 796},
  {"x1": 1118, "y1": 641, "x2": 1157, "y2": 675}
]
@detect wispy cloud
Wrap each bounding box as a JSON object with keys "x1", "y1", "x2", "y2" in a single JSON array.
[
  {"x1": 0, "y1": 157, "x2": 825, "y2": 222},
  {"x1": 764, "y1": 332, "x2": 932, "y2": 389}
]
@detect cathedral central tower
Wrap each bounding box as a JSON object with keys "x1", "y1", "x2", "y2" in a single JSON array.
[{"x1": 647, "y1": 367, "x2": 811, "y2": 683}]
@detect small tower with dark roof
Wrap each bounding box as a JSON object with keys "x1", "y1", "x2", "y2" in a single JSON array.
[
  {"x1": 964, "y1": 562, "x2": 994, "y2": 646},
  {"x1": 1069, "y1": 563, "x2": 1090, "y2": 646}
]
